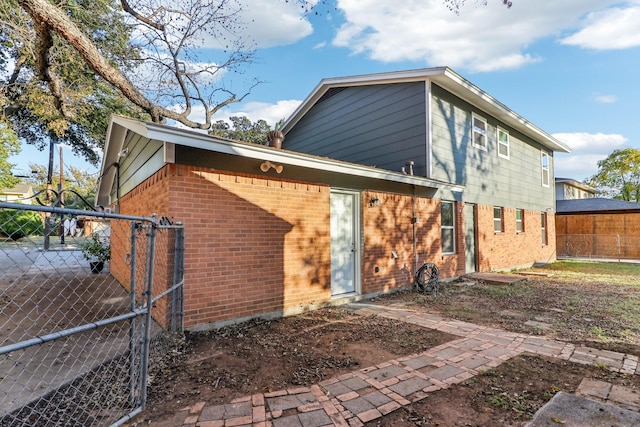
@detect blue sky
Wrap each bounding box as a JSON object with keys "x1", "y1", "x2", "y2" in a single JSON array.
[{"x1": 10, "y1": 0, "x2": 640, "y2": 182}]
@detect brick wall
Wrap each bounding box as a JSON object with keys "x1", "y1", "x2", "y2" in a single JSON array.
[
  {"x1": 362, "y1": 191, "x2": 465, "y2": 294},
  {"x1": 115, "y1": 163, "x2": 554, "y2": 330},
  {"x1": 166, "y1": 165, "x2": 331, "y2": 329},
  {"x1": 476, "y1": 204, "x2": 556, "y2": 271}
]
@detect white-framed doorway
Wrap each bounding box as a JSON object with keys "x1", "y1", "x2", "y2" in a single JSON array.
[{"x1": 330, "y1": 190, "x2": 361, "y2": 296}]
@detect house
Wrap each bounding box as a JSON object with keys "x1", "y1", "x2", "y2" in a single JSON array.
[
  {"x1": 556, "y1": 197, "x2": 640, "y2": 260},
  {"x1": 555, "y1": 178, "x2": 597, "y2": 201},
  {"x1": 0, "y1": 184, "x2": 34, "y2": 204},
  {"x1": 97, "y1": 67, "x2": 570, "y2": 330}
]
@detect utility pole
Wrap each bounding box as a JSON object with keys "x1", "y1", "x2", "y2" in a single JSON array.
[
  {"x1": 44, "y1": 140, "x2": 55, "y2": 250},
  {"x1": 59, "y1": 146, "x2": 65, "y2": 245}
]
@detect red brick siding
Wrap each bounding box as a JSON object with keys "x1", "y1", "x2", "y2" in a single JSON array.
[
  {"x1": 362, "y1": 192, "x2": 465, "y2": 294},
  {"x1": 166, "y1": 165, "x2": 331, "y2": 328},
  {"x1": 476, "y1": 205, "x2": 556, "y2": 271},
  {"x1": 114, "y1": 167, "x2": 173, "y2": 328}
]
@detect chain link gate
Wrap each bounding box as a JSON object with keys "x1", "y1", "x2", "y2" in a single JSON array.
[{"x1": 0, "y1": 201, "x2": 185, "y2": 426}]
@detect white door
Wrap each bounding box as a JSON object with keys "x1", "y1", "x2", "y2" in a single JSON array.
[{"x1": 330, "y1": 191, "x2": 359, "y2": 295}]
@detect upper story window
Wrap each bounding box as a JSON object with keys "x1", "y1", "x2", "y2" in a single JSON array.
[
  {"x1": 493, "y1": 207, "x2": 503, "y2": 233},
  {"x1": 441, "y1": 201, "x2": 455, "y2": 254},
  {"x1": 541, "y1": 151, "x2": 550, "y2": 187},
  {"x1": 472, "y1": 114, "x2": 488, "y2": 150},
  {"x1": 515, "y1": 209, "x2": 524, "y2": 233},
  {"x1": 497, "y1": 127, "x2": 510, "y2": 159}
]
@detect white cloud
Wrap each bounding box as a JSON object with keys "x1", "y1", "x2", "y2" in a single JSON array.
[
  {"x1": 560, "y1": 2, "x2": 640, "y2": 50},
  {"x1": 237, "y1": 0, "x2": 314, "y2": 48},
  {"x1": 213, "y1": 100, "x2": 301, "y2": 126},
  {"x1": 331, "y1": 0, "x2": 618, "y2": 72},
  {"x1": 594, "y1": 95, "x2": 617, "y2": 104},
  {"x1": 553, "y1": 132, "x2": 629, "y2": 179}
]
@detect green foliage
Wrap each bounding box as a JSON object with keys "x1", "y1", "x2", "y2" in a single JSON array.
[
  {"x1": 0, "y1": 122, "x2": 20, "y2": 189},
  {"x1": 210, "y1": 116, "x2": 273, "y2": 145},
  {"x1": 1, "y1": 0, "x2": 147, "y2": 165},
  {"x1": 80, "y1": 233, "x2": 110, "y2": 263},
  {"x1": 587, "y1": 148, "x2": 640, "y2": 202},
  {"x1": 25, "y1": 163, "x2": 97, "y2": 209},
  {"x1": 0, "y1": 208, "x2": 44, "y2": 240}
]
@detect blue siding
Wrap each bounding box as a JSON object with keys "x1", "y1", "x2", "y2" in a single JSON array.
[
  {"x1": 430, "y1": 85, "x2": 554, "y2": 211},
  {"x1": 285, "y1": 82, "x2": 428, "y2": 176}
]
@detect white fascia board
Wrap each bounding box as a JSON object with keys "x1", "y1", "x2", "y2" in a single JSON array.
[
  {"x1": 436, "y1": 69, "x2": 571, "y2": 153},
  {"x1": 145, "y1": 122, "x2": 463, "y2": 192},
  {"x1": 281, "y1": 67, "x2": 448, "y2": 133}
]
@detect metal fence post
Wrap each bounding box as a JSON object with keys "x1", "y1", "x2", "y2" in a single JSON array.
[
  {"x1": 171, "y1": 223, "x2": 185, "y2": 333},
  {"x1": 128, "y1": 221, "x2": 139, "y2": 407},
  {"x1": 139, "y1": 215, "x2": 157, "y2": 410}
]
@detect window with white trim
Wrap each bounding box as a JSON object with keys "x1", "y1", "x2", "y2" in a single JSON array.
[
  {"x1": 541, "y1": 212, "x2": 548, "y2": 245},
  {"x1": 515, "y1": 209, "x2": 524, "y2": 233},
  {"x1": 497, "y1": 127, "x2": 510, "y2": 159},
  {"x1": 472, "y1": 114, "x2": 488, "y2": 150},
  {"x1": 541, "y1": 151, "x2": 550, "y2": 187},
  {"x1": 441, "y1": 201, "x2": 455, "y2": 254},
  {"x1": 493, "y1": 207, "x2": 503, "y2": 233}
]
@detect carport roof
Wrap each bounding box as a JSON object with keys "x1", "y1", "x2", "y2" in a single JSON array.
[{"x1": 97, "y1": 115, "x2": 464, "y2": 206}]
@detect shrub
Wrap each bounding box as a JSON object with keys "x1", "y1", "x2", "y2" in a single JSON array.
[
  {"x1": 80, "y1": 233, "x2": 110, "y2": 263},
  {"x1": 0, "y1": 208, "x2": 44, "y2": 240}
]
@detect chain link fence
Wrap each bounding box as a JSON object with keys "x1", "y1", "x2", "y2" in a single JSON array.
[
  {"x1": 0, "y1": 202, "x2": 184, "y2": 426},
  {"x1": 557, "y1": 233, "x2": 640, "y2": 261}
]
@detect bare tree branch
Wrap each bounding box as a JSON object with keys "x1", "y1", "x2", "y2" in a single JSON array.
[{"x1": 120, "y1": 0, "x2": 165, "y2": 31}]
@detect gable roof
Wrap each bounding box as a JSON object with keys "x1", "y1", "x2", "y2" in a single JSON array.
[
  {"x1": 281, "y1": 67, "x2": 571, "y2": 154},
  {"x1": 557, "y1": 198, "x2": 640, "y2": 214},
  {"x1": 555, "y1": 178, "x2": 597, "y2": 194},
  {"x1": 1, "y1": 184, "x2": 33, "y2": 195}
]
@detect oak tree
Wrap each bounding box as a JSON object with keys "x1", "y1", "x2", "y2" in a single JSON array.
[{"x1": 587, "y1": 148, "x2": 640, "y2": 203}]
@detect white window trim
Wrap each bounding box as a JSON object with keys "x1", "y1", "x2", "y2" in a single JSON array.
[
  {"x1": 541, "y1": 151, "x2": 550, "y2": 187},
  {"x1": 471, "y1": 113, "x2": 488, "y2": 151},
  {"x1": 493, "y1": 207, "x2": 503, "y2": 233},
  {"x1": 515, "y1": 208, "x2": 524, "y2": 233},
  {"x1": 497, "y1": 127, "x2": 510, "y2": 159},
  {"x1": 441, "y1": 201, "x2": 456, "y2": 255}
]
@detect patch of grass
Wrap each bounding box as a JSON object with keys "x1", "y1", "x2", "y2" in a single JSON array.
[
  {"x1": 595, "y1": 361, "x2": 609, "y2": 370},
  {"x1": 535, "y1": 261, "x2": 640, "y2": 286},
  {"x1": 589, "y1": 326, "x2": 613, "y2": 343},
  {"x1": 543, "y1": 260, "x2": 640, "y2": 276}
]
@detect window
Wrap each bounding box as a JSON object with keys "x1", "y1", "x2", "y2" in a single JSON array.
[
  {"x1": 541, "y1": 151, "x2": 550, "y2": 187},
  {"x1": 441, "y1": 201, "x2": 455, "y2": 254},
  {"x1": 515, "y1": 209, "x2": 524, "y2": 232},
  {"x1": 472, "y1": 114, "x2": 487, "y2": 150},
  {"x1": 497, "y1": 128, "x2": 510, "y2": 159},
  {"x1": 541, "y1": 212, "x2": 548, "y2": 245},
  {"x1": 493, "y1": 207, "x2": 503, "y2": 233}
]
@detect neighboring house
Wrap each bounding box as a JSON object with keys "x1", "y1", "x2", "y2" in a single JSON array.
[
  {"x1": 0, "y1": 184, "x2": 34, "y2": 204},
  {"x1": 555, "y1": 178, "x2": 597, "y2": 201},
  {"x1": 97, "y1": 67, "x2": 570, "y2": 330},
  {"x1": 556, "y1": 198, "x2": 640, "y2": 260}
]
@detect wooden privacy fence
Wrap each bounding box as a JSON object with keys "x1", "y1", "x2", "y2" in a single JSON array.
[
  {"x1": 557, "y1": 234, "x2": 639, "y2": 260},
  {"x1": 556, "y1": 212, "x2": 640, "y2": 261}
]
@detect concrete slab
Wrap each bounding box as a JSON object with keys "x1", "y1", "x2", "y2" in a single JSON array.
[
  {"x1": 466, "y1": 272, "x2": 528, "y2": 286},
  {"x1": 525, "y1": 392, "x2": 640, "y2": 427}
]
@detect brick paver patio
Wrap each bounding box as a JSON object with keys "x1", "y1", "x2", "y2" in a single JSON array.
[{"x1": 137, "y1": 303, "x2": 639, "y2": 427}]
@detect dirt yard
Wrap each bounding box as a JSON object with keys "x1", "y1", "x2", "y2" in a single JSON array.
[{"x1": 135, "y1": 261, "x2": 640, "y2": 426}]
